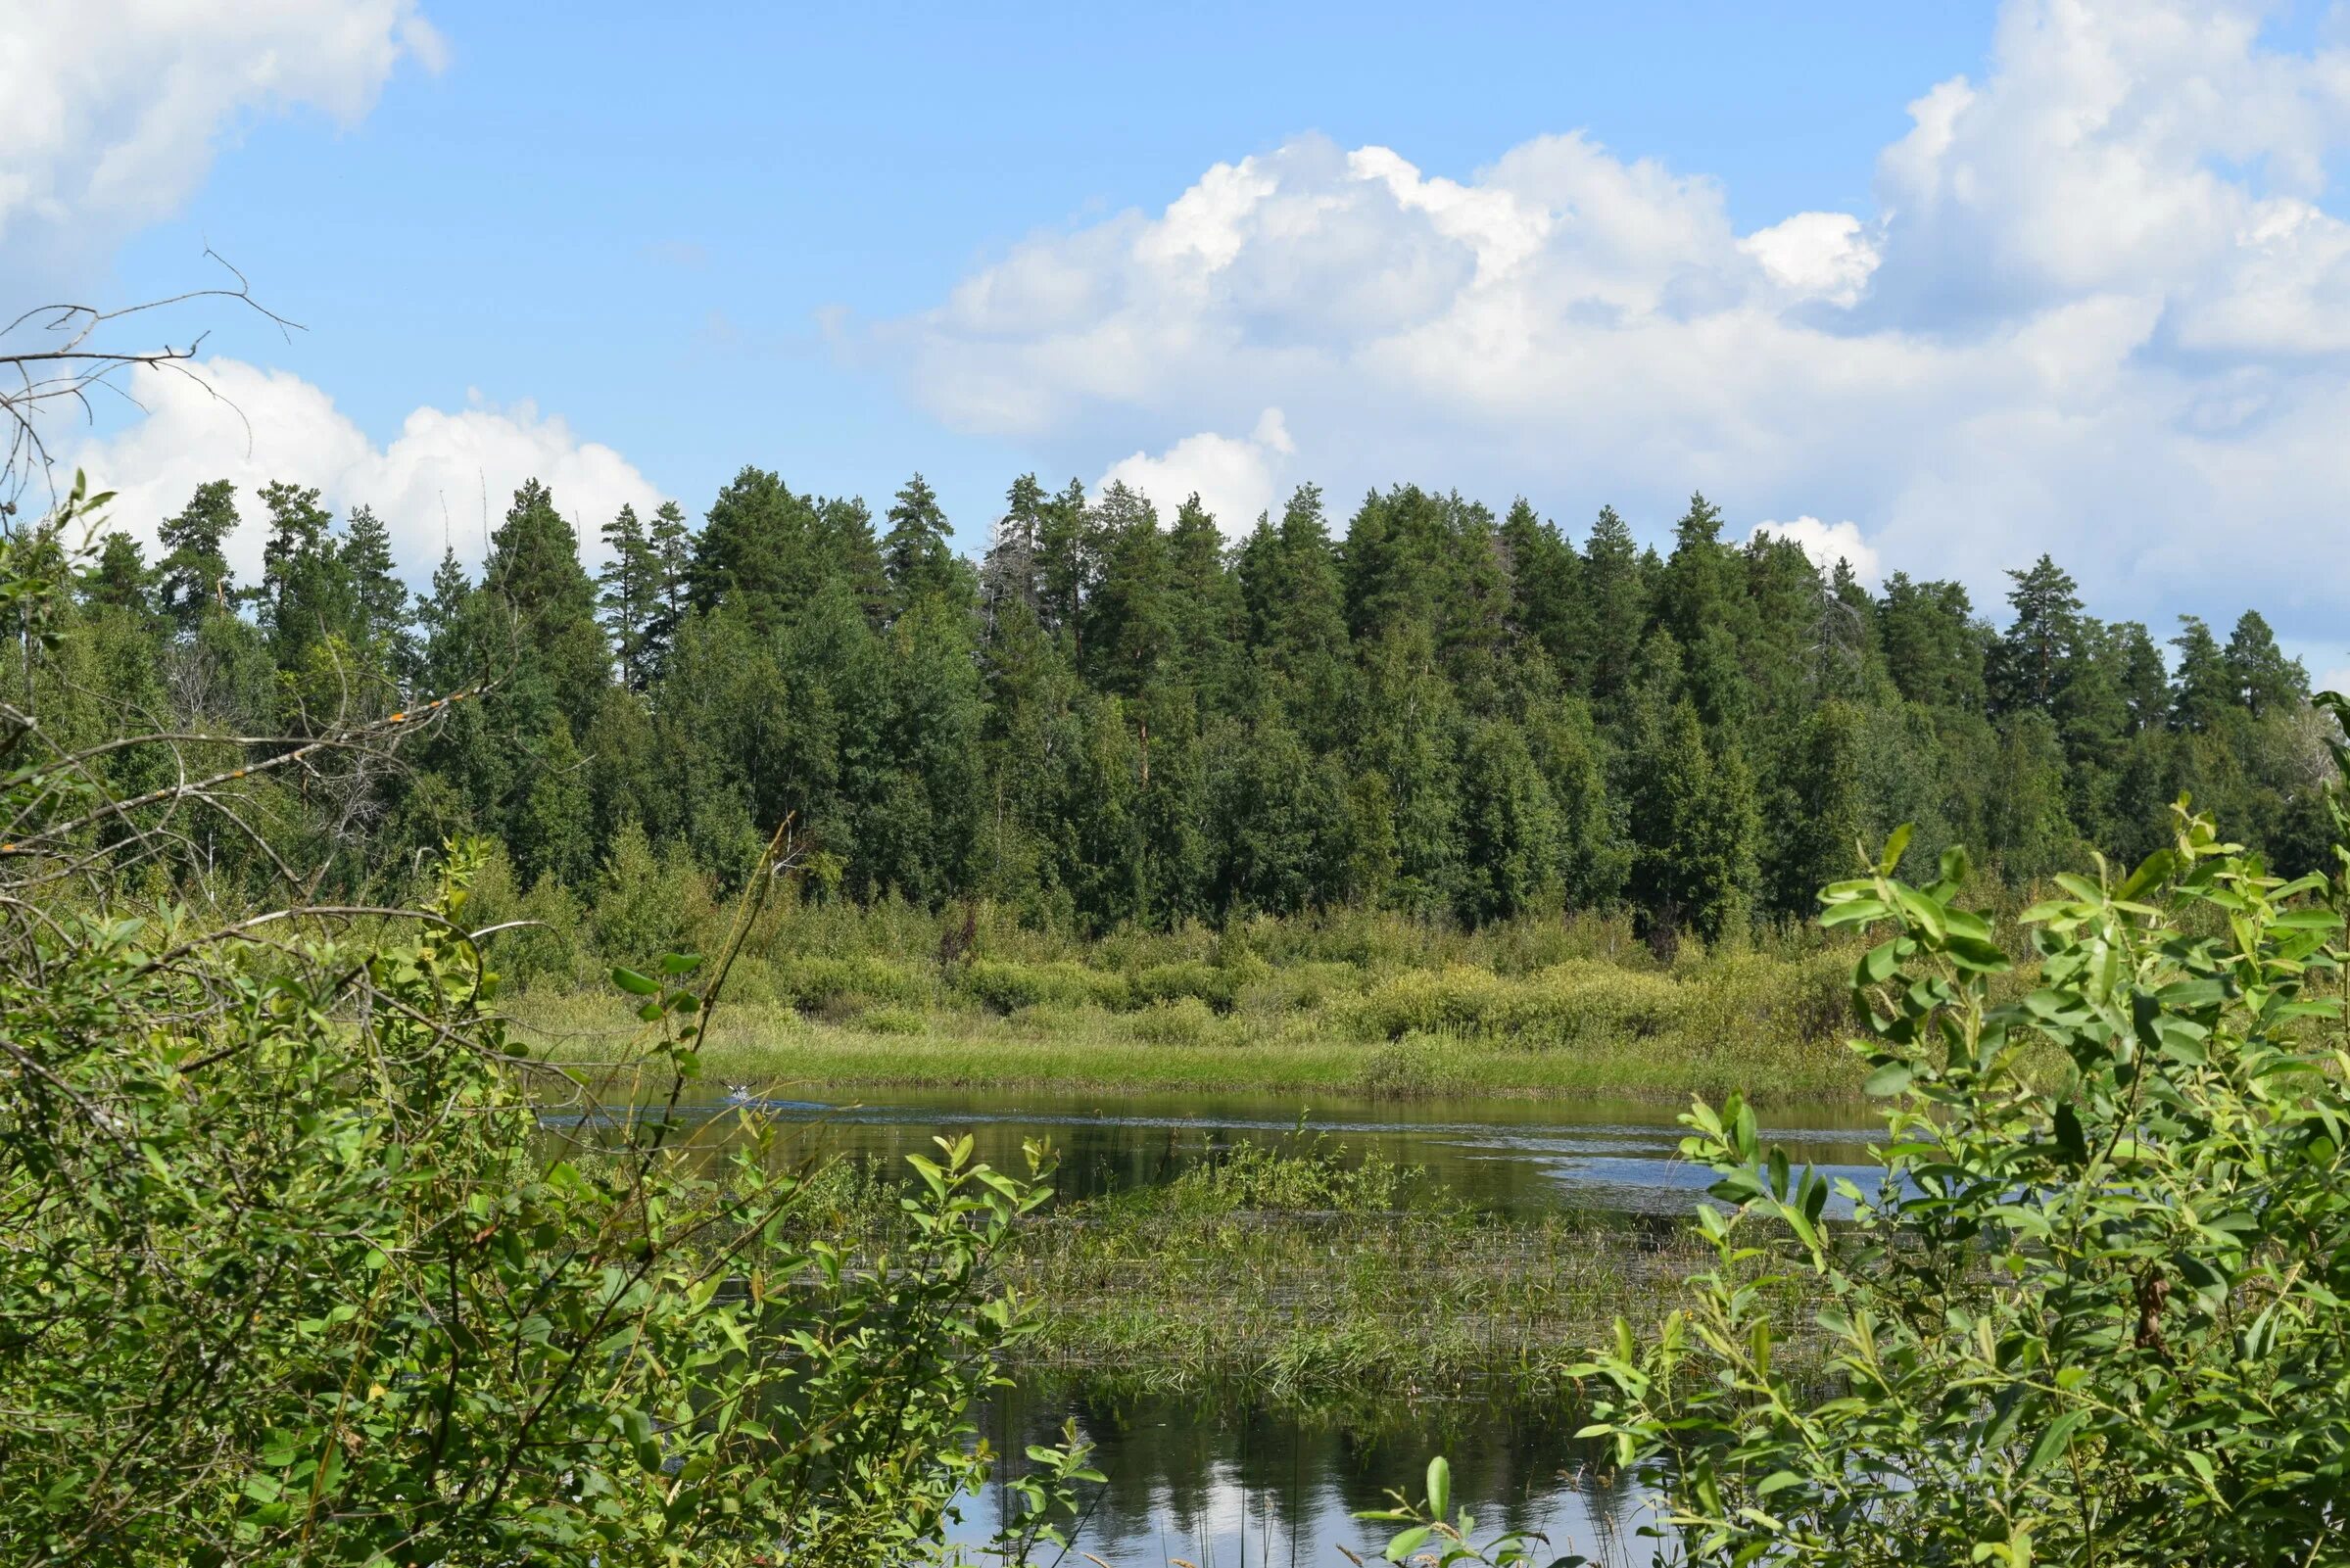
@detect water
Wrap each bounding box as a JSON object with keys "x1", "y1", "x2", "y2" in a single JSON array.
[
  {"x1": 955, "y1": 1380, "x2": 1655, "y2": 1566},
  {"x1": 552, "y1": 1083, "x2": 1884, "y2": 1216},
  {"x1": 550, "y1": 1082, "x2": 1884, "y2": 1563}
]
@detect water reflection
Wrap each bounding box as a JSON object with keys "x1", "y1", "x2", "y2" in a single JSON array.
[
  {"x1": 543, "y1": 1084, "x2": 1886, "y2": 1215},
  {"x1": 956, "y1": 1378, "x2": 1659, "y2": 1566}
]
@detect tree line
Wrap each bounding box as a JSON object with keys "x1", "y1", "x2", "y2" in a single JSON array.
[{"x1": 48, "y1": 465, "x2": 2331, "y2": 946}]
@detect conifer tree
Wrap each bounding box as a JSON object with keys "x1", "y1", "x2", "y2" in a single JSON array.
[
  {"x1": 1164, "y1": 494, "x2": 1243, "y2": 710},
  {"x1": 483, "y1": 479, "x2": 609, "y2": 738},
  {"x1": 598, "y1": 503, "x2": 660, "y2": 689},
  {"x1": 1581, "y1": 505, "x2": 1647, "y2": 712},
  {"x1": 882, "y1": 473, "x2": 956, "y2": 616},
  {"x1": 339, "y1": 504, "x2": 409, "y2": 668},
  {"x1": 83, "y1": 533, "x2": 154, "y2": 619},
  {"x1": 157, "y1": 479, "x2": 240, "y2": 631},
  {"x1": 640, "y1": 499, "x2": 694, "y2": 676},
  {"x1": 1500, "y1": 498, "x2": 1584, "y2": 675},
  {"x1": 1989, "y1": 555, "x2": 2083, "y2": 715},
  {"x1": 2170, "y1": 616, "x2": 2231, "y2": 733},
  {"x1": 2224, "y1": 609, "x2": 2304, "y2": 718}
]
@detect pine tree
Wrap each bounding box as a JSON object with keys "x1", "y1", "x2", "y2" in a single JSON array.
[
  {"x1": 1033, "y1": 478, "x2": 1097, "y2": 645},
  {"x1": 513, "y1": 716, "x2": 595, "y2": 886},
  {"x1": 2169, "y1": 616, "x2": 2231, "y2": 733},
  {"x1": 1499, "y1": 498, "x2": 1584, "y2": 676},
  {"x1": 1879, "y1": 573, "x2": 1987, "y2": 712},
  {"x1": 1581, "y1": 505, "x2": 1647, "y2": 713},
  {"x1": 2223, "y1": 610, "x2": 2304, "y2": 718},
  {"x1": 157, "y1": 479, "x2": 240, "y2": 631},
  {"x1": 1621, "y1": 691, "x2": 1757, "y2": 945},
  {"x1": 82, "y1": 533, "x2": 154, "y2": 620},
  {"x1": 416, "y1": 547, "x2": 474, "y2": 691},
  {"x1": 820, "y1": 496, "x2": 891, "y2": 625},
  {"x1": 598, "y1": 503, "x2": 660, "y2": 690},
  {"x1": 640, "y1": 499, "x2": 694, "y2": 677},
  {"x1": 484, "y1": 479, "x2": 610, "y2": 738},
  {"x1": 1457, "y1": 718, "x2": 1562, "y2": 923},
  {"x1": 689, "y1": 466, "x2": 830, "y2": 635},
  {"x1": 1771, "y1": 698, "x2": 1867, "y2": 916},
  {"x1": 1989, "y1": 555, "x2": 2083, "y2": 715},
  {"x1": 882, "y1": 473, "x2": 957, "y2": 616},
  {"x1": 983, "y1": 473, "x2": 1047, "y2": 624},
  {"x1": 339, "y1": 504, "x2": 409, "y2": 667},
  {"x1": 1164, "y1": 495, "x2": 1243, "y2": 711},
  {"x1": 1985, "y1": 710, "x2": 2078, "y2": 881},
  {"x1": 1240, "y1": 484, "x2": 1350, "y2": 681},
  {"x1": 1083, "y1": 490, "x2": 1173, "y2": 698}
]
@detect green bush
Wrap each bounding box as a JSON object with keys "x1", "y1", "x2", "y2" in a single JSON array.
[
  {"x1": 959, "y1": 957, "x2": 1131, "y2": 1013},
  {"x1": 773, "y1": 952, "x2": 931, "y2": 1014},
  {"x1": 1340, "y1": 960, "x2": 1681, "y2": 1046},
  {"x1": 1566, "y1": 816, "x2": 2350, "y2": 1565},
  {"x1": 854, "y1": 1003, "x2": 929, "y2": 1036},
  {"x1": 1127, "y1": 959, "x2": 1240, "y2": 1012},
  {"x1": 1127, "y1": 996, "x2": 1224, "y2": 1046}
]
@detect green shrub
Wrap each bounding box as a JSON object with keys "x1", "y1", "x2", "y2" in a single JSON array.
[
  {"x1": 591, "y1": 819, "x2": 711, "y2": 964},
  {"x1": 854, "y1": 1004, "x2": 929, "y2": 1036},
  {"x1": 1353, "y1": 1032, "x2": 1474, "y2": 1096},
  {"x1": 1127, "y1": 960, "x2": 1239, "y2": 1012},
  {"x1": 1127, "y1": 996, "x2": 1223, "y2": 1046},
  {"x1": 773, "y1": 953, "x2": 931, "y2": 1013},
  {"x1": 959, "y1": 958, "x2": 1131, "y2": 1013},
  {"x1": 1567, "y1": 817, "x2": 2350, "y2": 1565},
  {"x1": 1340, "y1": 961, "x2": 1681, "y2": 1046}
]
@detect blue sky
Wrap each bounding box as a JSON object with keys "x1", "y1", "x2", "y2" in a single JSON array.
[{"x1": 21, "y1": 2, "x2": 2350, "y2": 680}]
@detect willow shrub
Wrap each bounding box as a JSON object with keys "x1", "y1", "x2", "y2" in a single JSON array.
[
  {"x1": 1378, "y1": 810, "x2": 2350, "y2": 1565},
  {"x1": 0, "y1": 501, "x2": 1081, "y2": 1565}
]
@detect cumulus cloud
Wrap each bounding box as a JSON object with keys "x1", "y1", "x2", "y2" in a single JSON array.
[
  {"x1": 1097, "y1": 408, "x2": 1294, "y2": 536},
  {"x1": 876, "y1": 0, "x2": 2350, "y2": 647},
  {"x1": 0, "y1": 1, "x2": 443, "y2": 283},
  {"x1": 1749, "y1": 516, "x2": 1882, "y2": 587},
  {"x1": 1740, "y1": 213, "x2": 1882, "y2": 306},
  {"x1": 70, "y1": 357, "x2": 666, "y2": 587}
]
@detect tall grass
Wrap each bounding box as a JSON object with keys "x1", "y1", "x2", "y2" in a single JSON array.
[{"x1": 515, "y1": 906, "x2": 1874, "y2": 1101}]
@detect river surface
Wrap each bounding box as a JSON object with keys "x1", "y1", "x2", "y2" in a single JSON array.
[
  {"x1": 578, "y1": 1082, "x2": 1883, "y2": 1216},
  {"x1": 557, "y1": 1084, "x2": 1881, "y2": 1563}
]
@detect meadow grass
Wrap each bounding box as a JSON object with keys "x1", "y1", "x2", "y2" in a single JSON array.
[{"x1": 511, "y1": 905, "x2": 1889, "y2": 1103}]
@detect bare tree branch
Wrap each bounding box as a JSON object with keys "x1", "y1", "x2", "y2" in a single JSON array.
[{"x1": 0, "y1": 250, "x2": 302, "y2": 515}]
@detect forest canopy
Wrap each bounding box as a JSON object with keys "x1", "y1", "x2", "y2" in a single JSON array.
[{"x1": 54, "y1": 468, "x2": 2334, "y2": 947}]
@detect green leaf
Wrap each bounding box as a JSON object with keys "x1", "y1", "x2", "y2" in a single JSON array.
[
  {"x1": 610, "y1": 966, "x2": 659, "y2": 996},
  {"x1": 1864, "y1": 1062, "x2": 1914, "y2": 1097},
  {"x1": 2053, "y1": 1103, "x2": 2087, "y2": 1166},
  {"x1": 2021, "y1": 1410, "x2": 2086, "y2": 1480},
  {"x1": 1878, "y1": 823, "x2": 1914, "y2": 876},
  {"x1": 1425, "y1": 1456, "x2": 1451, "y2": 1522},
  {"x1": 1385, "y1": 1525, "x2": 1433, "y2": 1561}
]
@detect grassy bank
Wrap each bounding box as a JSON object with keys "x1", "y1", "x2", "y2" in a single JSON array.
[{"x1": 510, "y1": 904, "x2": 1883, "y2": 1102}]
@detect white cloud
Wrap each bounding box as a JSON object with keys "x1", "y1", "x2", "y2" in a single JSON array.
[
  {"x1": 874, "y1": 0, "x2": 2350, "y2": 645},
  {"x1": 70, "y1": 357, "x2": 665, "y2": 587},
  {"x1": 1097, "y1": 408, "x2": 1293, "y2": 537},
  {"x1": 0, "y1": 1, "x2": 442, "y2": 281},
  {"x1": 1740, "y1": 213, "x2": 1881, "y2": 306},
  {"x1": 1749, "y1": 516, "x2": 1882, "y2": 587}
]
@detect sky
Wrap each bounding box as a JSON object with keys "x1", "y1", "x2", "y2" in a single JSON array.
[{"x1": 12, "y1": 1, "x2": 2350, "y2": 682}]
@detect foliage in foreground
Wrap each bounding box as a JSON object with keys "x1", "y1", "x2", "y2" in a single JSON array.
[
  {"x1": 0, "y1": 498, "x2": 1081, "y2": 1565},
  {"x1": 1565, "y1": 812, "x2": 2350, "y2": 1564},
  {"x1": 1385, "y1": 808, "x2": 2350, "y2": 1566}
]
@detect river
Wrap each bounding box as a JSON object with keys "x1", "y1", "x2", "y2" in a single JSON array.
[{"x1": 561, "y1": 1084, "x2": 1879, "y2": 1563}]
